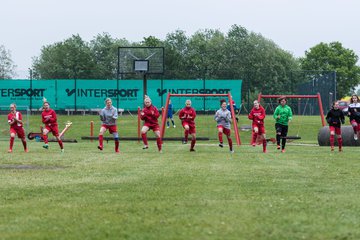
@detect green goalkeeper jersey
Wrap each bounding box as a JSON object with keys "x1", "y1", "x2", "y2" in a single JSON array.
[{"x1": 273, "y1": 105, "x2": 293, "y2": 126}]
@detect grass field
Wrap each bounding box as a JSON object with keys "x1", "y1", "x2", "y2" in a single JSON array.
[{"x1": 1, "y1": 114, "x2": 360, "y2": 239}]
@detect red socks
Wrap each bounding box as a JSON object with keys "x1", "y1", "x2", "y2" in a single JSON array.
[
  {"x1": 218, "y1": 132, "x2": 223, "y2": 143},
  {"x1": 263, "y1": 139, "x2": 267, "y2": 152},
  {"x1": 115, "y1": 140, "x2": 119, "y2": 152},
  {"x1": 252, "y1": 132, "x2": 258, "y2": 145},
  {"x1": 156, "y1": 138, "x2": 162, "y2": 151},
  {"x1": 98, "y1": 135, "x2": 103, "y2": 148},
  {"x1": 142, "y1": 133, "x2": 148, "y2": 146},
  {"x1": 184, "y1": 130, "x2": 189, "y2": 142},
  {"x1": 21, "y1": 138, "x2": 27, "y2": 150},
  {"x1": 191, "y1": 139, "x2": 196, "y2": 150},
  {"x1": 58, "y1": 140, "x2": 63, "y2": 149},
  {"x1": 227, "y1": 137, "x2": 233, "y2": 151},
  {"x1": 330, "y1": 135, "x2": 335, "y2": 148},
  {"x1": 9, "y1": 137, "x2": 14, "y2": 150},
  {"x1": 43, "y1": 134, "x2": 49, "y2": 144},
  {"x1": 338, "y1": 137, "x2": 343, "y2": 149}
]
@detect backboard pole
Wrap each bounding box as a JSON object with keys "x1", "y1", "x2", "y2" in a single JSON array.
[{"x1": 143, "y1": 73, "x2": 147, "y2": 98}]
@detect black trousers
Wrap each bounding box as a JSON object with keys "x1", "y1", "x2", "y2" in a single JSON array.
[{"x1": 275, "y1": 123, "x2": 288, "y2": 150}]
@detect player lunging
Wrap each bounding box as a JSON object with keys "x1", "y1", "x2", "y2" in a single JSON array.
[
  {"x1": 98, "y1": 98, "x2": 120, "y2": 153},
  {"x1": 42, "y1": 101, "x2": 64, "y2": 152},
  {"x1": 248, "y1": 100, "x2": 267, "y2": 153},
  {"x1": 140, "y1": 96, "x2": 162, "y2": 152},
  {"x1": 326, "y1": 101, "x2": 345, "y2": 152},
  {"x1": 179, "y1": 100, "x2": 196, "y2": 152},
  {"x1": 7, "y1": 103, "x2": 28, "y2": 153},
  {"x1": 215, "y1": 99, "x2": 234, "y2": 153}
]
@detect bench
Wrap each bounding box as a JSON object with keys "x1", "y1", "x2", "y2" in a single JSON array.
[
  {"x1": 65, "y1": 108, "x2": 88, "y2": 116},
  {"x1": 89, "y1": 108, "x2": 124, "y2": 116}
]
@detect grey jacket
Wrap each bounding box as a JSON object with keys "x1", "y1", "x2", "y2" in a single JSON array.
[
  {"x1": 100, "y1": 106, "x2": 118, "y2": 125},
  {"x1": 214, "y1": 108, "x2": 231, "y2": 129}
]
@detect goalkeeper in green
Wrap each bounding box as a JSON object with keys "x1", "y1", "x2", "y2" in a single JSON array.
[{"x1": 273, "y1": 97, "x2": 293, "y2": 153}]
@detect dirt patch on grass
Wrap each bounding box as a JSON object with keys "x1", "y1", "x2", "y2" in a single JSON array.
[{"x1": 0, "y1": 164, "x2": 67, "y2": 170}]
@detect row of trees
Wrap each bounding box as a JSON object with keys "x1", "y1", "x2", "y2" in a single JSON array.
[
  {"x1": 0, "y1": 45, "x2": 16, "y2": 79},
  {"x1": 1, "y1": 25, "x2": 360, "y2": 98}
]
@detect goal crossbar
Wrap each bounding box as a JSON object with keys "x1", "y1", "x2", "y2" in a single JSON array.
[
  {"x1": 257, "y1": 93, "x2": 326, "y2": 127},
  {"x1": 160, "y1": 92, "x2": 241, "y2": 145}
]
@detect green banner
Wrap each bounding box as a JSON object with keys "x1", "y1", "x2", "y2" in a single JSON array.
[{"x1": 0, "y1": 79, "x2": 242, "y2": 111}]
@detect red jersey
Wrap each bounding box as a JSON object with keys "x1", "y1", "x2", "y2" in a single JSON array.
[
  {"x1": 179, "y1": 107, "x2": 196, "y2": 127},
  {"x1": 140, "y1": 105, "x2": 160, "y2": 125},
  {"x1": 8, "y1": 111, "x2": 23, "y2": 128},
  {"x1": 248, "y1": 106, "x2": 266, "y2": 125},
  {"x1": 42, "y1": 109, "x2": 58, "y2": 126}
]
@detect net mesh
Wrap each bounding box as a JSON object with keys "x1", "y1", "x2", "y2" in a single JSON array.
[{"x1": 118, "y1": 47, "x2": 164, "y2": 75}]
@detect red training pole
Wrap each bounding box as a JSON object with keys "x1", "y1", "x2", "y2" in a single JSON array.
[
  {"x1": 228, "y1": 93, "x2": 241, "y2": 145},
  {"x1": 137, "y1": 107, "x2": 141, "y2": 143},
  {"x1": 160, "y1": 93, "x2": 171, "y2": 139},
  {"x1": 90, "y1": 121, "x2": 94, "y2": 142},
  {"x1": 317, "y1": 93, "x2": 326, "y2": 127}
]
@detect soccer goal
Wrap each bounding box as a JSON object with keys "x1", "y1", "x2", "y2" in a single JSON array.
[
  {"x1": 158, "y1": 92, "x2": 241, "y2": 145},
  {"x1": 257, "y1": 93, "x2": 326, "y2": 127}
]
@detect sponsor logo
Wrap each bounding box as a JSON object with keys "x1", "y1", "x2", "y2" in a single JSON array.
[
  {"x1": 157, "y1": 88, "x2": 231, "y2": 96},
  {"x1": 65, "y1": 88, "x2": 139, "y2": 97},
  {"x1": 1, "y1": 88, "x2": 46, "y2": 97}
]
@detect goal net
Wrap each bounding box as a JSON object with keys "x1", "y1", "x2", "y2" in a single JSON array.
[
  {"x1": 158, "y1": 92, "x2": 241, "y2": 145},
  {"x1": 258, "y1": 93, "x2": 325, "y2": 122},
  {"x1": 257, "y1": 93, "x2": 326, "y2": 142}
]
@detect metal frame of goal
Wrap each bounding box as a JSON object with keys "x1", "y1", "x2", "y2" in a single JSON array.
[
  {"x1": 257, "y1": 92, "x2": 326, "y2": 127},
  {"x1": 160, "y1": 92, "x2": 241, "y2": 145}
]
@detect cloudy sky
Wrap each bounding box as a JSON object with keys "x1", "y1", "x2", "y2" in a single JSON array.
[{"x1": 1, "y1": 0, "x2": 359, "y2": 78}]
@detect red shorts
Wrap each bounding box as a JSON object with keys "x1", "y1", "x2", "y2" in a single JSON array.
[
  {"x1": 329, "y1": 126, "x2": 341, "y2": 135},
  {"x1": 45, "y1": 124, "x2": 59, "y2": 136},
  {"x1": 144, "y1": 123, "x2": 160, "y2": 132},
  {"x1": 350, "y1": 120, "x2": 360, "y2": 131},
  {"x1": 101, "y1": 124, "x2": 118, "y2": 134},
  {"x1": 10, "y1": 127, "x2": 25, "y2": 139},
  {"x1": 252, "y1": 123, "x2": 266, "y2": 134},
  {"x1": 217, "y1": 126, "x2": 231, "y2": 136},
  {"x1": 182, "y1": 122, "x2": 196, "y2": 134}
]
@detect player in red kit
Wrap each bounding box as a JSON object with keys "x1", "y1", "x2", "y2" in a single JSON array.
[
  {"x1": 42, "y1": 101, "x2": 64, "y2": 152},
  {"x1": 179, "y1": 99, "x2": 196, "y2": 151},
  {"x1": 7, "y1": 103, "x2": 28, "y2": 153},
  {"x1": 140, "y1": 96, "x2": 162, "y2": 152},
  {"x1": 248, "y1": 100, "x2": 267, "y2": 153}
]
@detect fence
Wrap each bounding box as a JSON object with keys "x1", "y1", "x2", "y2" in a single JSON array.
[{"x1": 0, "y1": 70, "x2": 336, "y2": 115}]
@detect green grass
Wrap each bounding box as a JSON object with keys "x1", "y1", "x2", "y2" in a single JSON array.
[{"x1": 1, "y1": 114, "x2": 360, "y2": 239}]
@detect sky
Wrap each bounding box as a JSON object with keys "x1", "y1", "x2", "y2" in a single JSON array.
[{"x1": 1, "y1": 0, "x2": 360, "y2": 79}]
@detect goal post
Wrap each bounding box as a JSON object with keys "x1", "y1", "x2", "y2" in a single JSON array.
[
  {"x1": 257, "y1": 92, "x2": 326, "y2": 127},
  {"x1": 160, "y1": 92, "x2": 241, "y2": 145}
]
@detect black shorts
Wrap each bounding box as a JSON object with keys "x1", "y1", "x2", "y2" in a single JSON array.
[{"x1": 275, "y1": 123, "x2": 288, "y2": 136}]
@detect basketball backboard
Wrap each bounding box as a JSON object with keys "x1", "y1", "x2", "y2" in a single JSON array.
[{"x1": 118, "y1": 47, "x2": 164, "y2": 75}]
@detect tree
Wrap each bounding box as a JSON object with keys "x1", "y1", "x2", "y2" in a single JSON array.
[
  {"x1": 224, "y1": 25, "x2": 301, "y2": 94},
  {"x1": 163, "y1": 30, "x2": 189, "y2": 78},
  {"x1": 300, "y1": 42, "x2": 360, "y2": 98},
  {"x1": 0, "y1": 45, "x2": 16, "y2": 79},
  {"x1": 33, "y1": 35, "x2": 97, "y2": 79},
  {"x1": 89, "y1": 33, "x2": 129, "y2": 79}
]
